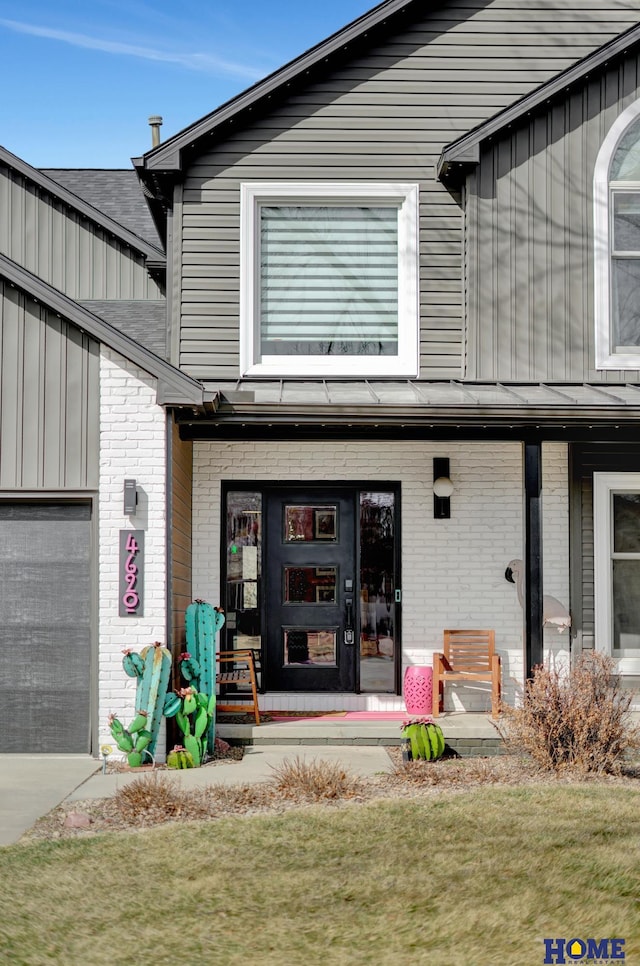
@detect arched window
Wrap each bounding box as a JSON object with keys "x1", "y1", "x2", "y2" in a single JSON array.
[{"x1": 594, "y1": 99, "x2": 640, "y2": 368}]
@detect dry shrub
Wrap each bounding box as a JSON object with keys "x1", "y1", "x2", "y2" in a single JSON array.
[
  {"x1": 269, "y1": 756, "x2": 364, "y2": 801},
  {"x1": 113, "y1": 774, "x2": 208, "y2": 824},
  {"x1": 499, "y1": 652, "x2": 640, "y2": 774},
  {"x1": 201, "y1": 782, "x2": 275, "y2": 812},
  {"x1": 392, "y1": 754, "x2": 539, "y2": 787},
  {"x1": 112, "y1": 764, "x2": 366, "y2": 830}
]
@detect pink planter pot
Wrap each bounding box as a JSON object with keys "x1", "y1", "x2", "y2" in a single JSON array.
[{"x1": 403, "y1": 665, "x2": 433, "y2": 715}]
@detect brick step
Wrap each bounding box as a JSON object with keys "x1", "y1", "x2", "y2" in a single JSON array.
[{"x1": 217, "y1": 713, "x2": 505, "y2": 756}]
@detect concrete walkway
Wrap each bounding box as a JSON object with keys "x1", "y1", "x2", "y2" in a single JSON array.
[
  {"x1": 66, "y1": 744, "x2": 394, "y2": 801},
  {"x1": 0, "y1": 756, "x2": 100, "y2": 847},
  {"x1": 0, "y1": 745, "x2": 394, "y2": 846}
]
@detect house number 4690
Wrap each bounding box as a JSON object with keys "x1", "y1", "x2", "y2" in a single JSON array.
[{"x1": 119, "y1": 530, "x2": 145, "y2": 617}]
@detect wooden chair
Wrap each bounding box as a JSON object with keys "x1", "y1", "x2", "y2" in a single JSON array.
[
  {"x1": 432, "y1": 630, "x2": 501, "y2": 719},
  {"x1": 216, "y1": 649, "x2": 261, "y2": 725}
]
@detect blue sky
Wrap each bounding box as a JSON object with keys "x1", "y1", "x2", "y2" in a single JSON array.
[{"x1": 0, "y1": 0, "x2": 374, "y2": 168}]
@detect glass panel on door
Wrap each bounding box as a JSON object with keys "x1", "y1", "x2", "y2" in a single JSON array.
[
  {"x1": 224, "y1": 491, "x2": 262, "y2": 651},
  {"x1": 284, "y1": 567, "x2": 337, "y2": 603},
  {"x1": 359, "y1": 491, "x2": 396, "y2": 693},
  {"x1": 284, "y1": 628, "x2": 338, "y2": 666},
  {"x1": 284, "y1": 505, "x2": 337, "y2": 542}
]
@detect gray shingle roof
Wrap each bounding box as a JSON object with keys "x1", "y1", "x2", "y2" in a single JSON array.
[
  {"x1": 41, "y1": 169, "x2": 162, "y2": 250},
  {"x1": 80, "y1": 300, "x2": 166, "y2": 359}
]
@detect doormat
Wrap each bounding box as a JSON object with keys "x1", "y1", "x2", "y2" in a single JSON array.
[
  {"x1": 270, "y1": 711, "x2": 347, "y2": 721},
  {"x1": 344, "y1": 712, "x2": 407, "y2": 720},
  {"x1": 269, "y1": 711, "x2": 407, "y2": 722},
  {"x1": 216, "y1": 710, "x2": 347, "y2": 724},
  {"x1": 218, "y1": 710, "x2": 409, "y2": 724}
]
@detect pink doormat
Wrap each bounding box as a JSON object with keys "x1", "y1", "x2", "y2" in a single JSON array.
[{"x1": 270, "y1": 711, "x2": 407, "y2": 722}]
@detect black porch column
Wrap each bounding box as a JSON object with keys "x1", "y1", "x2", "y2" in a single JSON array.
[{"x1": 524, "y1": 441, "x2": 543, "y2": 676}]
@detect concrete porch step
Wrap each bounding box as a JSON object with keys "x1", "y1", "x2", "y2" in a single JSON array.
[{"x1": 216, "y1": 712, "x2": 505, "y2": 757}]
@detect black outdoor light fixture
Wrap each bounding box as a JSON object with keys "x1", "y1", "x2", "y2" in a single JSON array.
[
  {"x1": 124, "y1": 478, "x2": 138, "y2": 515},
  {"x1": 433, "y1": 458, "x2": 453, "y2": 518}
]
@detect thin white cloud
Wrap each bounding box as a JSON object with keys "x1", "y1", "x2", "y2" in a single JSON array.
[{"x1": 0, "y1": 17, "x2": 263, "y2": 80}]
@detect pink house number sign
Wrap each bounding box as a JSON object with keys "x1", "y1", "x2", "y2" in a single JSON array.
[{"x1": 119, "y1": 530, "x2": 144, "y2": 617}]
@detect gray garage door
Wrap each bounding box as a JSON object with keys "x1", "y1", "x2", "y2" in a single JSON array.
[{"x1": 0, "y1": 503, "x2": 92, "y2": 753}]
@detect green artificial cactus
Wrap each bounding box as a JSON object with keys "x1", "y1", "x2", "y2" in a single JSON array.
[
  {"x1": 121, "y1": 641, "x2": 172, "y2": 755},
  {"x1": 400, "y1": 718, "x2": 445, "y2": 762},
  {"x1": 167, "y1": 745, "x2": 194, "y2": 769},
  {"x1": 164, "y1": 686, "x2": 216, "y2": 767},
  {"x1": 108, "y1": 711, "x2": 153, "y2": 768},
  {"x1": 182, "y1": 600, "x2": 225, "y2": 753}
]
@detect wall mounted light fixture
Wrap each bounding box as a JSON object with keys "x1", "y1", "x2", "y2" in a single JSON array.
[
  {"x1": 433, "y1": 458, "x2": 453, "y2": 518},
  {"x1": 124, "y1": 478, "x2": 138, "y2": 515}
]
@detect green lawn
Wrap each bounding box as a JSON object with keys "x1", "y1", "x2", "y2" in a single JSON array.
[{"x1": 1, "y1": 785, "x2": 639, "y2": 966}]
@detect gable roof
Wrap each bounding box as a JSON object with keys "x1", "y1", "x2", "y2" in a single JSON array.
[
  {"x1": 41, "y1": 169, "x2": 162, "y2": 249},
  {"x1": 438, "y1": 19, "x2": 640, "y2": 184},
  {"x1": 0, "y1": 145, "x2": 165, "y2": 263},
  {"x1": 0, "y1": 253, "x2": 202, "y2": 406},
  {"x1": 133, "y1": 0, "x2": 418, "y2": 185}
]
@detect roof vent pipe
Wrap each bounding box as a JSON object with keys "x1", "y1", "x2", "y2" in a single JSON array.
[{"x1": 148, "y1": 115, "x2": 163, "y2": 147}]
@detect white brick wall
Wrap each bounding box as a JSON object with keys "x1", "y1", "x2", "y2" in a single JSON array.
[
  {"x1": 192, "y1": 439, "x2": 570, "y2": 712},
  {"x1": 97, "y1": 348, "x2": 167, "y2": 753}
]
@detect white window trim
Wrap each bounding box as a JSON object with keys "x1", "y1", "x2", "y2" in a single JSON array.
[
  {"x1": 239, "y1": 182, "x2": 419, "y2": 378},
  {"x1": 593, "y1": 471, "x2": 640, "y2": 674},
  {"x1": 594, "y1": 98, "x2": 640, "y2": 369}
]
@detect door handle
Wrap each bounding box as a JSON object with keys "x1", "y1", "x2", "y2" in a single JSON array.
[{"x1": 344, "y1": 597, "x2": 354, "y2": 646}]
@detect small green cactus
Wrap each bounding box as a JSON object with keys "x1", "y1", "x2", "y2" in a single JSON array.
[
  {"x1": 108, "y1": 712, "x2": 154, "y2": 768},
  {"x1": 167, "y1": 746, "x2": 194, "y2": 769},
  {"x1": 400, "y1": 718, "x2": 445, "y2": 761},
  {"x1": 122, "y1": 651, "x2": 145, "y2": 678},
  {"x1": 179, "y1": 655, "x2": 200, "y2": 683},
  {"x1": 164, "y1": 686, "x2": 216, "y2": 767}
]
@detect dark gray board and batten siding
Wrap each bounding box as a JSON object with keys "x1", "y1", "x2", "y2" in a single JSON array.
[
  {"x1": 466, "y1": 51, "x2": 640, "y2": 383},
  {"x1": 0, "y1": 282, "x2": 99, "y2": 489},
  {"x1": 0, "y1": 284, "x2": 98, "y2": 753},
  {"x1": 173, "y1": 0, "x2": 640, "y2": 381},
  {"x1": 0, "y1": 164, "x2": 163, "y2": 302},
  {"x1": 571, "y1": 443, "x2": 640, "y2": 657}
]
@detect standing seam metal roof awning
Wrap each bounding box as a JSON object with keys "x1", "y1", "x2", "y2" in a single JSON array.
[
  {"x1": 185, "y1": 379, "x2": 640, "y2": 431},
  {"x1": 204, "y1": 379, "x2": 640, "y2": 411}
]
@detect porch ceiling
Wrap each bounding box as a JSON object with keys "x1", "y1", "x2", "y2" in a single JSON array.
[{"x1": 175, "y1": 380, "x2": 640, "y2": 440}]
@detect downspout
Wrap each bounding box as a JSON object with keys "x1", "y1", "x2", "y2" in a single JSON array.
[
  {"x1": 165, "y1": 409, "x2": 174, "y2": 663},
  {"x1": 524, "y1": 440, "x2": 544, "y2": 675}
]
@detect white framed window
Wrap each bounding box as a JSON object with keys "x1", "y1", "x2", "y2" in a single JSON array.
[
  {"x1": 240, "y1": 183, "x2": 419, "y2": 377},
  {"x1": 594, "y1": 472, "x2": 640, "y2": 674},
  {"x1": 594, "y1": 99, "x2": 640, "y2": 368}
]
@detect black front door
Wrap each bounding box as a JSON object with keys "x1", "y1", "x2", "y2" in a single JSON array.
[{"x1": 265, "y1": 487, "x2": 356, "y2": 691}]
